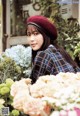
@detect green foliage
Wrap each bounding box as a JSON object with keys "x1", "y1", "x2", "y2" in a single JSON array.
[
  {"x1": 0, "y1": 55, "x2": 22, "y2": 83},
  {"x1": 56, "y1": 18, "x2": 80, "y2": 59},
  {"x1": 74, "y1": 42, "x2": 80, "y2": 60},
  {"x1": 40, "y1": 0, "x2": 60, "y2": 17},
  {"x1": 40, "y1": 0, "x2": 80, "y2": 60},
  {"x1": 0, "y1": 78, "x2": 27, "y2": 116},
  {"x1": 0, "y1": 45, "x2": 31, "y2": 115},
  {"x1": 10, "y1": 109, "x2": 20, "y2": 116},
  {"x1": 0, "y1": 78, "x2": 14, "y2": 115},
  {"x1": 0, "y1": 86, "x2": 10, "y2": 95}
]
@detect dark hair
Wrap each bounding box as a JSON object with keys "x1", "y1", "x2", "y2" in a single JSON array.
[
  {"x1": 32, "y1": 27, "x2": 50, "y2": 63},
  {"x1": 55, "y1": 44, "x2": 79, "y2": 69}
]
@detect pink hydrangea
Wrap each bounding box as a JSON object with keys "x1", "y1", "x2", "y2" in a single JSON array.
[{"x1": 23, "y1": 97, "x2": 51, "y2": 116}]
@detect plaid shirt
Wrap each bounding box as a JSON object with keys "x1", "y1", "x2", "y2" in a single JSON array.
[{"x1": 31, "y1": 45, "x2": 80, "y2": 83}]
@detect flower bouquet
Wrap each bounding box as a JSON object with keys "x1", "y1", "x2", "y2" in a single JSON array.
[
  {"x1": 10, "y1": 72, "x2": 80, "y2": 116},
  {"x1": 4, "y1": 45, "x2": 31, "y2": 69},
  {"x1": 0, "y1": 45, "x2": 32, "y2": 82}
]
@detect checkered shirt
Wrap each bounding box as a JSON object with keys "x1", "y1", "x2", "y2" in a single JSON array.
[{"x1": 31, "y1": 45, "x2": 80, "y2": 83}]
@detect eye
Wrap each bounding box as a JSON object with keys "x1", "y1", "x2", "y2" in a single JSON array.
[
  {"x1": 27, "y1": 32, "x2": 31, "y2": 37},
  {"x1": 34, "y1": 31, "x2": 39, "y2": 35}
]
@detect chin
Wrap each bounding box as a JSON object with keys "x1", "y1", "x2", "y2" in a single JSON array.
[
  {"x1": 32, "y1": 47, "x2": 39, "y2": 51},
  {"x1": 33, "y1": 49, "x2": 38, "y2": 51},
  {"x1": 32, "y1": 45, "x2": 41, "y2": 51}
]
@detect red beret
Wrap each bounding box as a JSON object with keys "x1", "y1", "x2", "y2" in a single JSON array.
[{"x1": 27, "y1": 15, "x2": 57, "y2": 40}]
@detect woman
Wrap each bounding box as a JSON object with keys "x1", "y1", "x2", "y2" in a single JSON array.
[{"x1": 26, "y1": 15, "x2": 80, "y2": 83}]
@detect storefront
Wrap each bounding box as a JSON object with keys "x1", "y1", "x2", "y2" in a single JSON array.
[
  {"x1": 0, "y1": 0, "x2": 80, "y2": 53},
  {"x1": 1, "y1": 0, "x2": 41, "y2": 52}
]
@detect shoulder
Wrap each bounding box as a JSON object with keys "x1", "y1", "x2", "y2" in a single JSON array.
[
  {"x1": 37, "y1": 45, "x2": 54, "y2": 56},
  {"x1": 45, "y1": 44, "x2": 58, "y2": 53},
  {"x1": 36, "y1": 50, "x2": 50, "y2": 60},
  {"x1": 35, "y1": 46, "x2": 53, "y2": 62},
  {"x1": 35, "y1": 45, "x2": 57, "y2": 61}
]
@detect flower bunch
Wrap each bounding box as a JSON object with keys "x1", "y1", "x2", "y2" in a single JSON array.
[
  {"x1": 4, "y1": 45, "x2": 31, "y2": 68},
  {"x1": 10, "y1": 72, "x2": 80, "y2": 116},
  {"x1": 0, "y1": 78, "x2": 20, "y2": 116},
  {"x1": 10, "y1": 78, "x2": 50, "y2": 116},
  {"x1": 1, "y1": 45, "x2": 32, "y2": 77}
]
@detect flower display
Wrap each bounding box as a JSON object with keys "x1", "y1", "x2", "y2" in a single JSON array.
[
  {"x1": 10, "y1": 72, "x2": 80, "y2": 116},
  {"x1": 0, "y1": 78, "x2": 21, "y2": 116},
  {"x1": 4, "y1": 45, "x2": 31, "y2": 68},
  {"x1": 1, "y1": 45, "x2": 32, "y2": 78},
  {"x1": 0, "y1": 45, "x2": 32, "y2": 115}
]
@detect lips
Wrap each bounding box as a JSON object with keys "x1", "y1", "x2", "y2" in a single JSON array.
[{"x1": 31, "y1": 43, "x2": 36, "y2": 47}]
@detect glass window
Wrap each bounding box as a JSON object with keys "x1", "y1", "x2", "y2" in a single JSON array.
[{"x1": 10, "y1": 0, "x2": 41, "y2": 36}]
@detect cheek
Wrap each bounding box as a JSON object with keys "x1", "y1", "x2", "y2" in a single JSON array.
[{"x1": 38, "y1": 35, "x2": 44, "y2": 46}]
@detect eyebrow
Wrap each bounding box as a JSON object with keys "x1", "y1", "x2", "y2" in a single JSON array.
[{"x1": 27, "y1": 29, "x2": 39, "y2": 33}]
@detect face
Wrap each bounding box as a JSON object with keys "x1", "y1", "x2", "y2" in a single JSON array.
[{"x1": 27, "y1": 25, "x2": 44, "y2": 51}]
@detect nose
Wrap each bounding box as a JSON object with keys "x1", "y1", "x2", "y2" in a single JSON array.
[{"x1": 30, "y1": 35, "x2": 35, "y2": 41}]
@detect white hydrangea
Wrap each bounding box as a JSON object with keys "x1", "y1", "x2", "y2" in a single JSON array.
[{"x1": 4, "y1": 45, "x2": 32, "y2": 68}]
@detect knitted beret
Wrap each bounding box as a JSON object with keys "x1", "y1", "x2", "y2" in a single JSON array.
[{"x1": 27, "y1": 15, "x2": 57, "y2": 40}]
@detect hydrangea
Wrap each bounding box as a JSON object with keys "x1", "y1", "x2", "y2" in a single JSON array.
[
  {"x1": 4, "y1": 45, "x2": 32, "y2": 68},
  {"x1": 10, "y1": 72, "x2": 80, "y2": 116},
  {"x1": 3, "y1": 45, "x2": 32, "y2": 76}
]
